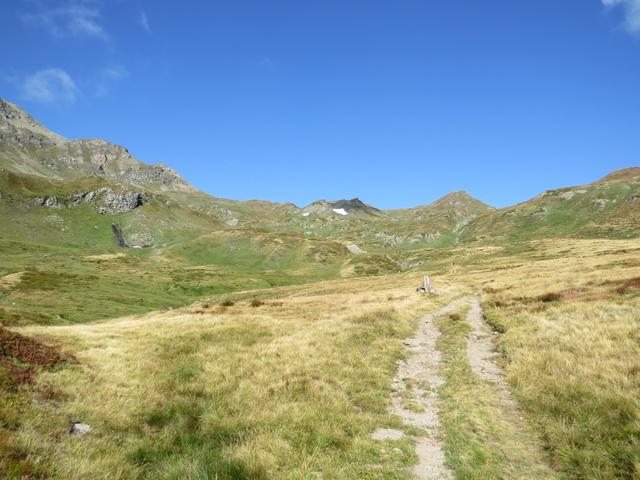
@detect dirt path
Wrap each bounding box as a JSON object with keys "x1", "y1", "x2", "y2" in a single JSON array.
[
  {"x1": 465, "y1": 297, "x2": 559, "y2": 478},
  {"x1": 465, "y1": 297, "x2": 518, "y2": 409},
  {"x1": 373, "y1": 298, "x2": 468, "y2": 479},
  {"x1": 373, "y1": 296, "x2": 555, "y2": 479}
]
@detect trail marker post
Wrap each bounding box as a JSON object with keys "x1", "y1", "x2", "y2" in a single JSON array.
[{"x1": 416, "y1": 275, "x2": 436, "y2": 294}]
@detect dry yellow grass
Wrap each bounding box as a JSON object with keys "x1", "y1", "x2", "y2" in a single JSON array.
[
  {"x1": 12, "y1": 274, "x2": 464, "y2": 479},
  {"x1": 4, "y1": 237, "x2": 639, "y2": 479},
  {"x1": 0, "y1": 271, "x2": 25, "y2": 291},
  {"x1": 82, "y1": 253, "x2": 129, "y2": 261},
  {"x1": 453, "y1": 238, "x2": 640, "y2": 479}
]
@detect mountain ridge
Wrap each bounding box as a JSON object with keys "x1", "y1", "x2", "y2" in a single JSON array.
[
  {"x1": 1, "y1": 98, "x2": 639, "y2": 245},
  {"x1": 0, "y1": 99, "x2": 195, "y2": 193}
]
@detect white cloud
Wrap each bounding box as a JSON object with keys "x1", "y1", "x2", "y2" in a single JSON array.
[
  {"x1": 21, "y1": 68, "x2": 78, "y2": 103},
  {"x1": 258, "y1": 56, "x2": 275, "y2": 70},
  {"x1": 95, "y1": 65, "x2": 129, "y2": 96},
  {"x1": 101, "y1": 65, "x2": 129, "y2": 81},
  {"x1": 19, "y1": 1, "x2": 109, "y2": 41},
  {"x1": 140, "y1": 11, "x2": 151, "y2": 34},
  {"x1": 603, "y1": 0, "x2": 640, "y2": 35}
]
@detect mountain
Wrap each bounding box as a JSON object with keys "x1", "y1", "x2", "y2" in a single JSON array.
[
  {"x1": 302, "y1": 198, "x2": 381, "y2": 217},
  {"x1": 1, "y1": 98, "x2": 639, "y2": 324},
  {"x1": 378, "y1": 191, "x2": 495, "y2": 248},
  {"x1": 0, "y1": 99, "x2": 193, "y2": 193},
  {"x1": 462, "y1": 168, "x2": 640, "y2": 242}
]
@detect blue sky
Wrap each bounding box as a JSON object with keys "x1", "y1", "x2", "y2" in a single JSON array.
[{"x1": 2, "y1": 0, "x2": 640, "y2": 208}]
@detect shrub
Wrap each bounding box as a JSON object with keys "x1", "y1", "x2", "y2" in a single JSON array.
[
  {"x1": 536, "y1": 292, "x2": 563, "y2": 303},
  {"x1": 614, "y1": 277, "x2": 640, "y2": 295}
]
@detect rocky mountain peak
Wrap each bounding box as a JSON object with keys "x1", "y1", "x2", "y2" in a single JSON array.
[
  {"x1": 330, "y1": 198, "x2": 375, "y2": 211},
  {"x1": 431, "y1": 191, "x2": 492, "y2": 211},
  {"x1": 303, "y1": 197, "x2": 380, "y2": 216},
  {"x1": 0, "y1": 99, "x2": 66, "y2": 144},
  {"x1": 0, "y1": 99, "x2": 196, "y2": 193}
]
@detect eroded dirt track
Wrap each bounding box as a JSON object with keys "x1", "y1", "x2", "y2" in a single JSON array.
[
  {"x1": 374, "y1": 298, "x2": 470, "y2": 479},
  {"x1": 374, "y1": 295, "x2": 558, "y2": 479},
  {"x1": 466, "y1": 297, "x2": 525, "y2": 415}
]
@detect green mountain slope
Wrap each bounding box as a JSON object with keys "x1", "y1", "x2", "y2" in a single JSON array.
[
  {"x1": 463, "y1": 168, "x2": 640, "y2": 242},
  {"x1": 1, "y1": 98, "x2": 639, "y2": 325}
]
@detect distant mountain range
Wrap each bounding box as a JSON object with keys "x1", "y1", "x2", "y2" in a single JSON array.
[
  {"x1": 1, "y1": 96, "x2": 639, "y2": 253},
  {"x1": 1, "y1": 97, "x2": 638, "y2": 324}
]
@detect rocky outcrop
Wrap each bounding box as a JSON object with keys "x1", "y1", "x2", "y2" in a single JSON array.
[
  {"x1": 69, "y1": 188, "x2": 111, "y2": 206},
  {"x1": 373, "y1": 231, "x2": 441, "y2": 247},
  {"x1": 0, "y1": 99, "x2": 66, "y2": 147},
  {"x1": 111, "y1": 223, "x2": 152, "y2": 248},
  {"x1": 99, "y1": 191, "x2": 146, "y2": 214},
  {"x1": 36, "y1": 188, "x2": 148, "y2": 214},
  {"x1": 38, "y1": 196, "x2": 61, "y2": 209}
]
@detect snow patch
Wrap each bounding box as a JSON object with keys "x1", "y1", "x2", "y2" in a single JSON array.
[
  {"x1": 333, "y1": 208, "x2": 348, "y2": 216},
  {"x1": 302, "y1": 212, "x2": 310, "y2": 217}
]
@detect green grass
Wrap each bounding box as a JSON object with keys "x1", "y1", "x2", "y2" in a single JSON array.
[{"x1": 435, "y1": 308, "x2": 560, "y2": 479}]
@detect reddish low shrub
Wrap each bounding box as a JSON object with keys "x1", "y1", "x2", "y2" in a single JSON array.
[
  {"x1": 536, "y1": 292, "x2": 564, "y2": 303},
  {"x1": 614, "y1": 277, "x2": 640, "y2": 295},
  {"x1": 0, "y1": 327, "x2": 76, "y2": 384}
]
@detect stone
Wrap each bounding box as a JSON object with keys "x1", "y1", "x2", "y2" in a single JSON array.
[
  {"x1": 38, "y1": 196, "x2": 61, "y2": 208},
  {"x1": 69, "y1": 422, "x2": 92, "y2": 435},
  {"x1": 346, "y1": 244, "x2": 364, "y2": 254}
]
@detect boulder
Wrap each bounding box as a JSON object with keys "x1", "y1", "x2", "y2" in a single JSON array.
[
  {"x1": 99, "y1": 190, "x2": 147, "y2": 214},
  {"x1": 69, "y1": 422, "x2": 92, "y2": 435}
]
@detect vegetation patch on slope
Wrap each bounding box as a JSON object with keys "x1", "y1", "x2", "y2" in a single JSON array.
[{"x1": 0, "y1": 327, "x2": 77, "y2": 479}]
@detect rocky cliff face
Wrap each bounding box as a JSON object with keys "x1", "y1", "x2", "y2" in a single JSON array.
[
  {"x1": 0, "y1": 99, "x2": 67, "y2": 147},
  {"x1": 0, "y1": 99, "x2": 195, "y2": 193},
  {"x1": 37, "y1": 187, "x2": 149, "y2": 214}
]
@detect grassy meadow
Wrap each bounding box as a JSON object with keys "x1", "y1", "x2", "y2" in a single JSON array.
[
  {"x1": 1, "y1": 237, "x2": 639, "y2": 479},
  {"x1": 3, "y1": 275, "x2": 462, "y2": 479}
]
